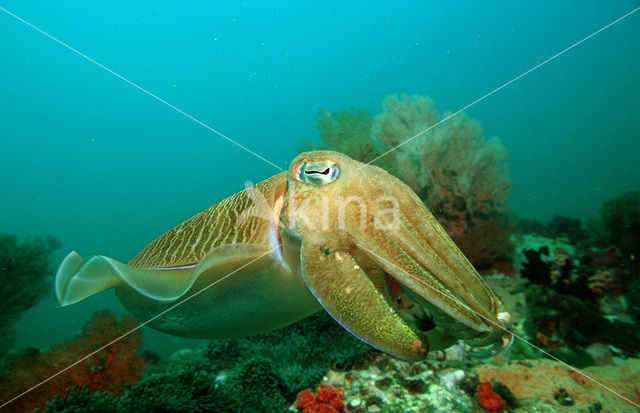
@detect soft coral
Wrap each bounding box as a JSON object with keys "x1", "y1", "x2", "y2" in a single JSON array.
[
  {"x1": 313, "y1": 94, "x2": 514, "y2": 271},
  {"x1": 0, "y1": 310, "x2": 146, "y2": 412}
]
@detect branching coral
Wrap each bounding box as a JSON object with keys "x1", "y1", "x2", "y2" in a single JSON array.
[
  {"x1": 312, "y1": 94, "x2": 514, "y2": 269},
  {"x1": 0, "y1": 233, "x2": 61, "y2": 354},
  {"x1": 0, "y1": 310, "x2": 146, "y2": 413}
]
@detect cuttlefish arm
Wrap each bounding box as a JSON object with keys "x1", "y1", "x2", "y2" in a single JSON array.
[
  {"x1": 352, "y1": 165, "x2": 509, "y2": 347},
  {"x1": 300, "y1": 241, "x2": 428, "y2": 360},
  {"x1": 282, "y1": 151, "x2": 511, "y2": 360}
]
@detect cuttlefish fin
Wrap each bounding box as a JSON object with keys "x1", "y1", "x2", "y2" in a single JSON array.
[
  {"x1": 300, "y1": 242, "x2": 428, "y2": 361},
  {"x1": 55, "y1": 243, "x2": 272, "y2": 306}
]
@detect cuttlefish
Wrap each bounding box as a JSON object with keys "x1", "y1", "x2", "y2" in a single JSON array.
[{"x1": 56, "y1": 151, "x2": 511, "y2": 361}]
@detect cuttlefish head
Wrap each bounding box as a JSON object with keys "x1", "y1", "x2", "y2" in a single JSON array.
[{"x1": 279, "y1": 150, "x2": 512, "y2": 361}]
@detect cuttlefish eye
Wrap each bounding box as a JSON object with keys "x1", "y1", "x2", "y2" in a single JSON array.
[{"x1": 295, "y1": 160, "x2": 340, "y2": 184}]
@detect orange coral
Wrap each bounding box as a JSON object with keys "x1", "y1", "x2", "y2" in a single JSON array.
[
  {"x1": 294, "y1": 384, "x2": 345, "y2": 413},
  {"x1": 0, "y1": 310, "x2": 146, "y2": 412}
]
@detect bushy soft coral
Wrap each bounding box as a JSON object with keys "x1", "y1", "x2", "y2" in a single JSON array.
[
  {"x1": 226, "y1": 356, "x2": 290, "y2": 412},
  {"x1": 120, "y1": 369, "x2": 222, "y2": 413},
  {"x1": 294, "y1": 384, "x2": 345, "y2": 413},
  {"x1": 41, "y1": 386, "x2": 119, "y2": 413},
  {"x1": 312, "y1": 94, "x2": 514, "y2": 270},
  {"x1": 0, "y1": 310, "x2": 146, "y2": 413},
  {"x1": 0, "y1": 233, "x2": 61, "y2": 354},
  {"x1": 217, "y1": 310, "x2": 376, "y2": 395},
  {"x1": 115, "y1": 348, "x2": 231, "y2": 413}
]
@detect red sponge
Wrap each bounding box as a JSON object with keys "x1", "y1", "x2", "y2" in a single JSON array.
[
  {"x1": 294, "y1": 384, "x2": 345, "y2": 413},
  {"x1": 477, "y1": 381, "x2": 506, "y2": 412}
]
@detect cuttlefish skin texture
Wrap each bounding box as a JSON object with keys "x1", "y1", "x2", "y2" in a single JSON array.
[{"x1": 55, "y1": 150, "x2": 511, "y2": 361}]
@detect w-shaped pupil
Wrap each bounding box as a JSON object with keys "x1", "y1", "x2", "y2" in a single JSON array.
[{"x1": 306, "y1": 168, "x2": 330, "y2": 175}]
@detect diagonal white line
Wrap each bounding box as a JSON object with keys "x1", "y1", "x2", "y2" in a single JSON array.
[
  {"x1": 357, "y1": 243, "x2": 640, "y2": 409},
  {"x1": 0, "y1": 6, "x2": 283, "y2": 172},
  {"x1": 363, "y1": 6, "x2": 640, "y2": 168},
  {"x1": 0, "y1": 245, "x2": 280, "y2": 410}
]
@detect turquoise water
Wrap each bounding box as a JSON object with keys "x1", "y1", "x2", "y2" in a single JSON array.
[{"x1": 1, "y1": 1, "x2": 639, "y2": 409}]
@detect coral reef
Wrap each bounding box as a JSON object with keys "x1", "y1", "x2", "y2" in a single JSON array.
[
  {"x1": 524, "y1": 283, "x2": 603, "y2": 350},
  {"x1": 321, "y1": 355, "x2": 480, "y2": 412},
  {"x1": 600, "y1": 190, "x2": 640, "y2": 270},
  {"x1": 39, "y1": 311, "x2": 374, "y2": 412},
  {"x1": 371, "y1": 95, "x2": 510, "y2": 220},
  {"x1": 517, "y1": 215, "x2": 591, "y2": 246},
  {"x1": 0, "y1": 310, "x2": 146, "y2": 413},
  {"x1": 516, "y1": 234, "x2": 639, "y2": 361},
  {"x1": 0, "y1": 233, "x2": 61, "y2": 354},
  {"x1": 34, "y1": 222, "x2": 640, "y2": 412},
  {"x1": 285, "y1": 339, "x2": 640, "y2": 413},
  {"x1": 475, "y1": 358, "x2": 640, "y2": 412},
  {"x1": 311, "y1": 94, "x2": 514, "y2": 270},
  {"x1": 30, "y1": 196, "x2": 640, "y2": 412},
  {"x1": 215, "y1": 310, "x2": 376, "y2": 394}
]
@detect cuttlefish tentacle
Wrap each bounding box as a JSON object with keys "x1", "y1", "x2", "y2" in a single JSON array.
[{"x1": 300, "y1": 241, "x2": 428, "y2": 361}]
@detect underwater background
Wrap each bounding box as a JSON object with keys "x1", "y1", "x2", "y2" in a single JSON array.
[{"x1": 1, "y1": 1, "x2": 640, "y2": 412}]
